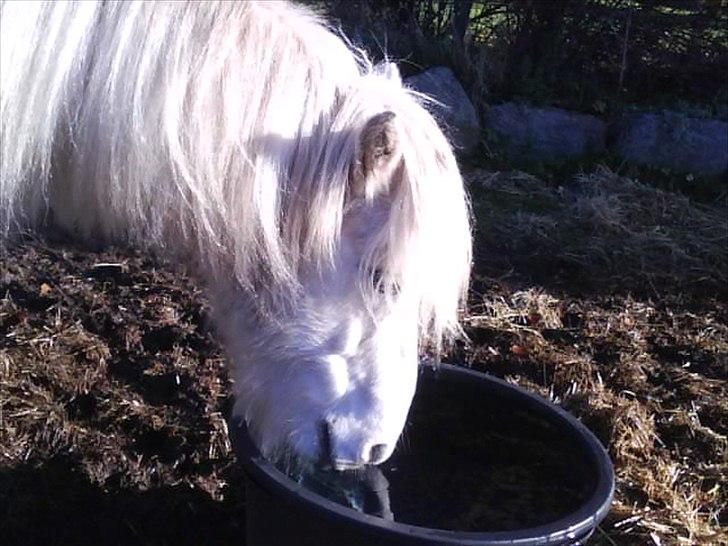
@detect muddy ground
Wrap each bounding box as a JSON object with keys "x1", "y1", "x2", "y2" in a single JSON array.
[{"x1": 1, "y1": 169, "x2": 726, "y2": 545}]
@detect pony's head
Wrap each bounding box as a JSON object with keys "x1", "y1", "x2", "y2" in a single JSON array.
[{"x1": 216, "y1": 63, "x2": 471, "y2": 469}]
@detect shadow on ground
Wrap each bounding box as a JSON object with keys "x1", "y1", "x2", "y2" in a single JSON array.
[{"x1": 0, "y1": 456, "x2": 246, "y2": 546}]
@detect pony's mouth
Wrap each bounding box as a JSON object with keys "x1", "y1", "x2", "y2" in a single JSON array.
[
  {"x1": 330, "y1": 460, "x2": 363, "y2": 471},
  {"x1": 317, "y1": 419, "x2": 342, "y2": 469},
  {"x1": 318, "y1": 419, "x2": 333, "y2": 463},
  {"x1": 317, "y1": 419, "x2": 370, "y2": 471}
]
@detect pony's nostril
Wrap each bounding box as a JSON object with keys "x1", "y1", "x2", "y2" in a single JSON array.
[{"x1": 368, "y1": 443, "x2": 388, "y2": 464}]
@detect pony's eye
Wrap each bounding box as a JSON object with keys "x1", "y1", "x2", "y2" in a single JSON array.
[
  {"x1": 364, "y1": 268, "x2": 386, "y2": 294},
  {"x1": 372, "y1": 269, "x2": 384, "y2": 287},
  {"x1": 370, "y1": 268, "x2": 386, "y2": 294},
  {"x1": 371, "y1": 268, "x2": 399, "y2": 296}
]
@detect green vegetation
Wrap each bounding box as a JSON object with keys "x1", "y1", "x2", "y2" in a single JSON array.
[{"x1": 318, "y1": 1, "x2": 728, "y2": 117}]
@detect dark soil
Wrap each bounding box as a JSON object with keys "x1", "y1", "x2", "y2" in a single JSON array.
[{"x1": 0, "y1": 239, "x2": 246, "y2": 546}]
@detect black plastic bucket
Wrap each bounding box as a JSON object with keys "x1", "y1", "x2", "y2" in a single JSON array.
[{"x1": 230, "y1": 364, "x2": 614, "y2": 546}]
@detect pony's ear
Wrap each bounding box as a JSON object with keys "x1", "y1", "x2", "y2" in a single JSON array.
[{"x1": 351, "y1": 111, "x2": 401, "y2": 199}]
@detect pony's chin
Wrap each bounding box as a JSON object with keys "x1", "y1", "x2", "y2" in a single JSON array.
[
  {"x1": 260, "y1": 429, "x2": 382, "y2": 473},
  {"x1": 251, "y1": 426, "x2": 319, "y2": 468},
  {"x1": 321, "y1": 460, "x2": 370, "y2": 472},
  {"x1": 270, "y1": 447, "x2": 373, "y2": 477},
  {"x1": 260, "y1": 443, "x2": 320, "y2": 476}
]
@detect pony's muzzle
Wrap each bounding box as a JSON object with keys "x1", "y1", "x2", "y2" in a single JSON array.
[{"x1": 318, "y1": 419, "x2": 389, "y2": 469}]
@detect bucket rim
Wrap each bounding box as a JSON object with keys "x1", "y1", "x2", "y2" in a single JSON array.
[{"x1": 231, "y1": 363, "x2": 615, "y2": 546}]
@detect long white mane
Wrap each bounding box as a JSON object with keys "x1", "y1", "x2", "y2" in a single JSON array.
[{"x1": 0, "y1": 0, "x2": 471, "y2": 349}]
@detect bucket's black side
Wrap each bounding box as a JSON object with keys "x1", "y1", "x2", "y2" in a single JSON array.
[
  {"x1": 245, "y1": 473, "x2": 312, "y2": 546},
  {"x1": 244, "y1": 469, "x2": 596, "y2": 546},
  {"x1": 245, "y1": 472, "x2": 389, "y2": 546},
  {"x1": 233, "y1": 364, "x2": 614, "y2": 546}
]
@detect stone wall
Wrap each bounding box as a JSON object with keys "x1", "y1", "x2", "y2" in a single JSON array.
[{"x1": 406, "y1": 66, "x2": 728, "y2": 179}]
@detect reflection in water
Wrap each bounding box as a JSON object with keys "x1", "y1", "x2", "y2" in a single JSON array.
[{"x1": 284, "y1": 464, "x2": 394, "y2": 521}]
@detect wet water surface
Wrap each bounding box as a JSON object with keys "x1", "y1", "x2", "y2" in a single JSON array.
[{"x1": 284, "y1": 370, "x2": 597, "y2": 532}]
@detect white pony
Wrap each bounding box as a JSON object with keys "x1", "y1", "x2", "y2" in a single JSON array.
[{"x1": 0, "y1": 1, "x2": 471, "y2": 469}]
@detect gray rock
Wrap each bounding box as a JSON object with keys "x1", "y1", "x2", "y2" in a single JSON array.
[
  {"x1": 484, "y1": 103, "x2": 606, "y2": 163},
  {"x1": 405, "y1": 67, "x2": 481, "y2": 155},
  {"x1": 612, "y1": 112, "x2": 728, "y2": 178}
]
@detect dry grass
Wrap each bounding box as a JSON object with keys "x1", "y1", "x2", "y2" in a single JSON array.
[
  {"x1": 470, "y1": 168, "x2": 727, "y2": 296},
  {"x1": 458, "y1": 287, "x2": 727, "y2": 545},
  {"x1": 0, "y1": 241, "x2": 245, "y2": 545},
  {"x1": 1, "y1": 167, "x2": 726, "y2": 545}
]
